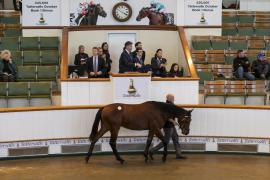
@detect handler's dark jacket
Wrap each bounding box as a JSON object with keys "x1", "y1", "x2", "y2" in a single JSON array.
[{"x1": 163, "y1": 100, "x2": 175, "y2": 128}]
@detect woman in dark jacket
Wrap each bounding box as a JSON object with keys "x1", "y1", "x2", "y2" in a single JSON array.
[
  {"x1": 168, "y1": 63, "x2": 183, "y2": 78},
  {"x1": 0, "y1": 50, "x2": 18, "y2": 82},
  {"x1": 102, "y1": 42, "x2": 112, "y2": 75},
  {"x1": 151, "y1": 49, "x2": 167, "y2": 77}
]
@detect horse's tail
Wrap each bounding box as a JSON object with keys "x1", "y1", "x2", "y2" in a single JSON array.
[{"x1": 89, "y1": 107, "x2": 104, "y2": 141}]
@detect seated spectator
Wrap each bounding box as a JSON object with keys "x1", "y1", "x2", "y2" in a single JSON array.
[
  {"x1": 74, "y1": 45, "x2": 89, "y2": 76},
  {"x1": 87, "y1": 47, "x2": 106, "y2": 78},
  {"x1": 132, "y1": 42, "x2": 146, "y2": 62},
  {"x1": 151, "y1": 49, "x2": 167, "y2": 77},
  {"x1": 119, "y1": 41, "x2": 141, "y2": 73},
  {"x1": 0, "y1": 50, "x2": 17, "y2": 82},
  {"x1": 252, "y1": 53, "x2": 270, "y2": 79},
  {"x1": 98, "y1": 47, "x2": 103, "y2": 57},
  {"x1": 233, "y1": 50, "x2": 255, "y2": 80},
  {"x1": 134, "y1": 48, "x2": 152, "y2": 73},
  {"x1": 168, "y1": 63, "x2": 183, "y2": 78}
]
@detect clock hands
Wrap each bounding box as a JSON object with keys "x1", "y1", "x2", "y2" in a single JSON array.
[
  {"x1": 113, "y1": 2, "x2": 132, "y2": 22},
  {"x1": 117, "y1": 9, "x2": 128, "y2": 16}
]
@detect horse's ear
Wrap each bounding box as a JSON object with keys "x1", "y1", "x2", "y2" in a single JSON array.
[{"x1": 189, "y1": 109, "x2": 194, "y2": 113}]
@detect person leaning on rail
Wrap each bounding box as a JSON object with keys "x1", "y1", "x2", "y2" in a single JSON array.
[{"x1": 168, "y1": 63, "x2": 184, "y2": 78}]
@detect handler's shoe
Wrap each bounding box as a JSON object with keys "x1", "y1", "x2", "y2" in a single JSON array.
[{"x1": 176, "y1": 155, "x2": 187, "y2": 159}]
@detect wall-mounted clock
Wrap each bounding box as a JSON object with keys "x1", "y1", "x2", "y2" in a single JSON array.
[{"x1": 112, "y1": 2, "x2": 132, "y2": 22}]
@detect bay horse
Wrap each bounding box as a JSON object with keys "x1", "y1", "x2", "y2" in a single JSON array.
[
  {"x1": 85, "y1": 101, "x2": 193, "y2": 164},
  {"x1": 75, "y1": 4, "x2": 107, "y2": 26},
  {"x1": 136, "y1": 7, "x2": 166, "y2": 25}
]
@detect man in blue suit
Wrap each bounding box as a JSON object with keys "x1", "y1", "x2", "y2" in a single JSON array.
[{"x1": 119, "y1": 41, "x2": 142, "y2": 73}]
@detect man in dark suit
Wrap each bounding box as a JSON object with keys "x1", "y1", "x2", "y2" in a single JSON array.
[
  {"x1": 119, "y1": 41, "x2": 141, "y2": 73},
  {"x1": 133, "y1": 48, "x2": 151, "y2": 73},
  {"x1": 132, "y1": 42, "x2": 146, "y2": 62},
  {"x1": 87, "y1": 47, "x2": 106, "y2": 78}
]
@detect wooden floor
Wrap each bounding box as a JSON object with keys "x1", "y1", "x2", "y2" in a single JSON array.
[{"x1": 0, "y1": 154, "x2": 270, "y2": 180}]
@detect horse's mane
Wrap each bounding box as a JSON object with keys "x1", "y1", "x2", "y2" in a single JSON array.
[{"x1": 147, "y1": 101, "x2": 187, "y2": 116}]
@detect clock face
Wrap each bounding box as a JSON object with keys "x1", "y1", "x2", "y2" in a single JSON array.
[
  {"x1": 116, "y1": 5, "x2": 130, "y2": 19},
  {"x1": 113, "y1": 2, "x2": 132, "y2": 22}
]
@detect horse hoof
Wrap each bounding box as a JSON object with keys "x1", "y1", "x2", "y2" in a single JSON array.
[
  {"x1": 149, "y1": 155, "x2": 154, "y2": 161},
  {"x1": 85, "y1": 157, "x2": 89, "y2": 164},
  {"x1": 145, "y1": 157, "x2": 149, "y2": 163},
  {"x1": 119, "y1": 159, "x2": 125, "y2": 165},
  {"x1": 162, "y1": 157, "x2": 167, "y2": 163},
  {"x1": 149, "y1": 152, "x2": 154, "y2": 160}
]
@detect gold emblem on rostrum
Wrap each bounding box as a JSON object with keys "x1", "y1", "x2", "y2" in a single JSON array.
[
  {"x1": 39, "y1": 13, "x2": 45, "y2": 24},
  {"x1": 128, "y1": 79, "x2": 137, "y2": 95}
]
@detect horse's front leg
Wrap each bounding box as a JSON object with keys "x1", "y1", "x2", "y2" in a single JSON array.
[
  {"x1": 154, "y1": 129, "x2": 168, "y2": 162},
  {"x1": 144, "y1": 130, "x2": 154, "y2": 163},
  {"x1": 109, "y1": 128, "x2": 125, "y2": 164}
]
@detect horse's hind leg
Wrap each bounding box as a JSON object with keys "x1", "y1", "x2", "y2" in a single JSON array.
[
  {"x1": 85, "y1": 127, "x2": 108, "y2": 164},
  {"x1": 154, "y1": 129, "x2": 168, "y2": 162},
  {"x1": 109, "y1": 129, "x2": 125, "y2": 164},
  {"x1": 144, "y1": 131, "x2": 154, "y2": 163}
]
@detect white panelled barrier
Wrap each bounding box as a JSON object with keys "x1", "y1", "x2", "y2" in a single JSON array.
[
  {"x1": 61, "y1": 78, "x2": 199, "y2": 106},
  {"x1": 0, "y1": 106, "x2": 270, "y2": 158}
]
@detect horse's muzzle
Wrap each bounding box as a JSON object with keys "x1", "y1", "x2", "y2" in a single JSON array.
[
  {"x1": 182, "y1": 130, "x2": 190, "y2": 136},
  {"x1": 136, "y1": 17, "x2": 141, "y2": 21}
]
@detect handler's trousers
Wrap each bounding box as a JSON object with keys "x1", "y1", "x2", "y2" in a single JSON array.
[{"x1": 149, "y1": 127, "x2": 182, "y2": 157}]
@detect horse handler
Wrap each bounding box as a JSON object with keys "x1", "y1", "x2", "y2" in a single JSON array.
[{"x1": 149, "y1": 94, "x2": 186, "y2": 160}]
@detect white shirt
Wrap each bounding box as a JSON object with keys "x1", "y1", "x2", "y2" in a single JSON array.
[{"x1": 93, "y1": 56, "x2": 98, "y2": 72}]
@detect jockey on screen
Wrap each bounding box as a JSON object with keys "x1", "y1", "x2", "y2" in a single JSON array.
[
  {"x1": 78, "y1": 2, "x2": 88, "y2": 15},
  {"x1": 150, "y1": 1, "x2": 166, "y2": 14},
  {"x1": 89, "y1": 1, "x2": 95, "y2": 7},
  {"x1": 78, "y1": 1, "x2": 95, "y2": 15}
]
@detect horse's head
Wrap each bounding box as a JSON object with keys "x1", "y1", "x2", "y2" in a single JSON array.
[
  {"x1": 136, "y1": 7, "x2": 150, "y2": 21},
  {"x1": 96, "y1": 4, "x2": 107, "y2": 17},
  {"x1": 177, "y1": 109, "x2": 193, "y2": 135}
]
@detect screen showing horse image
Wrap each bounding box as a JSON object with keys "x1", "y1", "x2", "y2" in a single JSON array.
[
  {"x1": 136, "y1": 7, "x2": 174, "y2": 25},
  {"x1": 70, "y1": 2, "x2": 107, "y2": 26}
]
